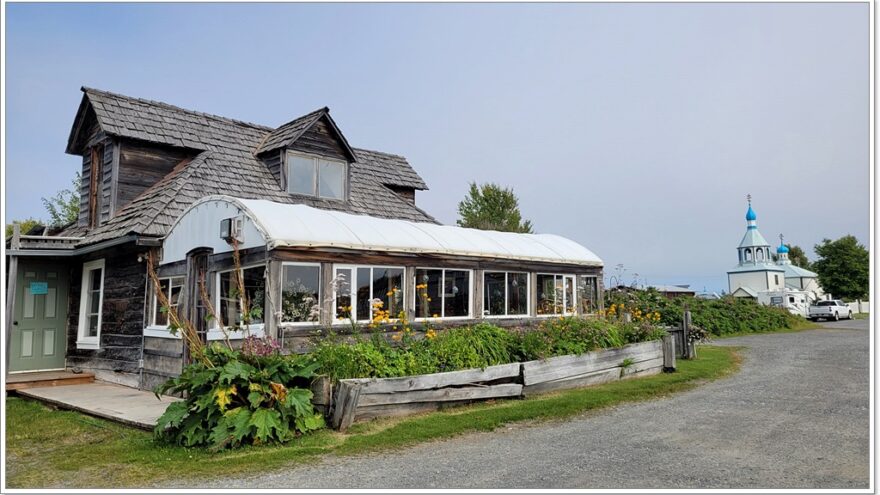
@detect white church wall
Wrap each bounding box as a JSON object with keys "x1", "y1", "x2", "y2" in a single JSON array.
[{"x1": 729, "y1": 271, "x2": 770, "y2": 293}]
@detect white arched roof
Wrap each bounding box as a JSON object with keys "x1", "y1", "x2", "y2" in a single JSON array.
[{"x1": 161, "y1": 195, "x2": 602, "y2": 267}]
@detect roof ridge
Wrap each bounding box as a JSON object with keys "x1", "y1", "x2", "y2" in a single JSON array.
[
  {"x1": 82, "y1": 86, "x2": 274, "y2": 132},
  {"x1": 271, "y1": 106, "x2": 327, "y2": 130},
  {"x1": 352, "y1": 147, "x2": 407, "y2": 159}
]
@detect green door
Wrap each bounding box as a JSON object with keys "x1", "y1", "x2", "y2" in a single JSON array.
[{"x1": 9, "y1": 262, "x2": 68, "y2": 372}]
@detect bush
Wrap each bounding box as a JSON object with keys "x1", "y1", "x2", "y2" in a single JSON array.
[
  {"x1": 154, "y1": 339, "x2": 325, "y2": 449},
  {"x1": 604, "y1": 288, "x2": 804, "y2": 336},
  {"x1": 311, "y1": 318, "x2": 665, "y2": 381}
]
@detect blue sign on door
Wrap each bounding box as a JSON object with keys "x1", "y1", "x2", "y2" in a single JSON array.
[{"x1": 30, "y1": 282, "x2": 48, "y2": 295}]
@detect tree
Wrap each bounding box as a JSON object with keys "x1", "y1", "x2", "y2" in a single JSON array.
[
  {"x1": 812, "y1": 235, "x2": 869, "y2": 301},
  {"x1": 5, "y1": 218, "x2": 41, "y2": 239},
  {"x1": 456, "y1": 182, "x2": 534, "y2": 233},
  {"x1": 41, "y1": 172, "x2": 81, "y2": 227},
  {"x1": 772, "y1": 244, "x2": 811, "y2": 269}
]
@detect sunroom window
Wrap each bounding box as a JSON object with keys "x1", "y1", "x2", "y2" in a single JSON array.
[
  {"x1": 483, "y1": 271, "x2": 529, "y2": 317},
  {"x1": 281, "y1": 263, "x2": 321, "y2": 324},
  {"x1": 287, "y1": 151, "x2": 347, "y2": 200},
  {"x1": 536, "y1": 274, "x2": 575, "y2": 315},
  {"x1": 415, "y1": 269, "x2": 471, "y2": 318},
  {"x1": 217, "y1": 266, "x2": 265, "y2": 327},
  {"x1": 152, "y1": 276, "x2": 185, "y2": 326},
  {"x1": 578, "y1": 275, "x2": 599, "y2": 314},
  {"x1": 334, "y1": 265, "x2": 404, "y2": 322}
]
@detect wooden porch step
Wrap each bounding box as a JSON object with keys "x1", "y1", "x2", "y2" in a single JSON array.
[{"x1": 5, "y1": 370, "x2": 95, "y2": 391}]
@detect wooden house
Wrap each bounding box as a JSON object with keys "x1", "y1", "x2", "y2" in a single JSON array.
[{"x1": 5, "y1": 88, "x2": 604, "y2": 390}]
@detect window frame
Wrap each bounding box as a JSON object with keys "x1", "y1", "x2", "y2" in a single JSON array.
[
  {"x1": 148, "y1": 276, "x2": 186, "y2": 329},
  {"x1": 279, "y1": 262, "x2": 322, "y2": 326},
  {"x1": 536, "y1": 273, "x2": 577, "y2": 317},
  {"x1": 214, "y1": 264, "x2": 267, "y2": 332},
  {"x1": 76, "y1": 259, "x2": 105, "y2": 350},
  {"x1": 577, "y1": 275, "x2": 600, "y2": 315},
  {"x1": 286, "y1": 150, "x2": 348, "y2": 201},
  {"x1": 413, "y1": 267, "x2": 474, "y2": 321},
  {"x1": 482, "y1": 270, "x2": 531, "y2": 318},
  {"x1": 333, "y1": 264, "x2": 406, "y2": 323}
]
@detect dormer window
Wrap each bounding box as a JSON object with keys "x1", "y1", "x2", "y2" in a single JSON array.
[{"x1": 287, "y1": 151, "x2": 347, "y2": 200}]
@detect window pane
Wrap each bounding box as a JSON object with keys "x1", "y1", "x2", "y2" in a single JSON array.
[
  {"x1": 578, "y1": 276, "x2": 598, "y2": 314},
  {"x1": 281, "y1": 265, "x2": 321, "y2": 323},
  {"x1": 507, "y1": 272, "x2": 529, "y2": 315},
  {"x1": 374, "y1": 267, "x2": 404, "y2": 318},
  {"x1": 219, "y1": 271, "x2": 238, "y2": 325},
  {"x1": 564, "y1": 276, "x2": 575, "y2": 314},
  {"x1": 89, "y1": 289, "x2": 101, "y2": 314},
  {"x1": 87, "y1": 314, "x2": 99, "y2": 337},
  {"x1": 484, "y1": 272, "x2": 506, "y2": 316},
  {"x1": 241, "y1": 267, "x2": 265, "y2": 324},
  {"x1": 356, "y1": 267, "x2": 372, "y2": 321},
  {"x1": 155, "y1": 279, "x2": 170, "y2": 326},
  {"x1": 289, "y1": 155, "x2": 315, "y2": 195},
  {"x1": 91, "y1": 269, "x2": 102, "y2": 292},
  {"x1": 335, "y1": 268, "x2": 352, "y2": 319},
  {"x1": 415, "y1": 269, "x2": 442, "y2": 318},
  {"x1": 318, "y1": 160, "x2": 346, "y2": 200},
  {"x1": 444, "y1": 270, "x2": 470, "y2": 317},
  {"x1": 536, "y1": 274, "x2": 556, "y2": 315}
]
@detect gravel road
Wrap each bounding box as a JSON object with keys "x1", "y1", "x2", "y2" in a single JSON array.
[{"x1": 167, "y1": 320, "x2": 870, "y2": 489}]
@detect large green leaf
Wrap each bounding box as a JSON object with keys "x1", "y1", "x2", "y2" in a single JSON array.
[
  {"x1": 219, "y1": 360, "x2": 255, "y2": 385},
  {"x1": 154, "y1": 400, "x2": 189, "y2": 436},
  {"x1": 249, "y1": 408, "x2": 283, "y2": 443},
  {"x1": 285, "y1": 388, "x2": 314, "y2": 417},
  {"x1": 295, "y1": 413, "x2": 325, "y2": 433}
]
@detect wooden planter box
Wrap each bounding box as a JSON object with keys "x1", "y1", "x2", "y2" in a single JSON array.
[
  {"x1": 521, "y1": 340, "x2": 664, "y2": 396},
  {"x1": 330, "y1": 363, "x2": 522, "y2": 430},
  {"x1": 324, "y1": 338, "x2": 672, "y2": 430}
]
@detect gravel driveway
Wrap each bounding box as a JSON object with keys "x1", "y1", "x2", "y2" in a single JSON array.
[{"x1": 169, "y1": 321, "x2": 870, "y2": 489}]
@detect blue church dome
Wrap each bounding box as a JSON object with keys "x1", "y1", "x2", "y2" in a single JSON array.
[
  {"x1": 745, "y1": 205, "x2": 757, "y2": 221},
  {"x1": 777, "y1": 244, "x2": 789, "y2": 254}
]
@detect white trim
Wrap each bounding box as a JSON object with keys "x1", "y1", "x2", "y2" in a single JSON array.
[
  {"x1": 279, "y1": 262, "x2": 323, "y2": 325},
  {"x1": 143, "y1": 326, "x2": 182, "y2": 339},
  {"x1": 535, "y1": 273, "x2": 577, "y2": 317},
  {"x1": 413, "y1": 267, "x2": 474, "y2": 320},
  {"x1": 214, "y1": 264, "x2": 267, "y2": 330},
  {"x1": 286, "y1": 150, "x2": 348, "y2": 201},
  {"x1": 333, "y1": 264, "x2": 406, "y2": 323},
  {"x1": 7, "y1": 367, "x2": 66, "y2": 375},
  {"x1": 76, "y1": 259, "x2": 105, "y2": 350},
  {"x1": 482, "y1": 270, "x2": 530, "y2": 318}
]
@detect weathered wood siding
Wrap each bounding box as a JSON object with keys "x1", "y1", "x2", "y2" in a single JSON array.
[
  {"x1": 78, "y1": 117, "x2": 114, "y2": 227},
  {"x1": 386, "y1": 185, "x2": 416, "y2": 204},
  {"x1": 141, "y1": 337, "x2": 183, "y2": 392},
  {"x1": 289, "y1": 118, "x2": 349, "y2": 161},
  {"x1": 67, "y1": 244, "x2": 148, "y2": 388},
  {"x1": 261, "y1": 149, "x2": 284, "y2": 189},
  {"x1": 116, "y1": 139, "x2": 196, "y2": 211}
]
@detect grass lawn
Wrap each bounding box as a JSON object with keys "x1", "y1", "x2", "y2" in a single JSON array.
[
  {"x1": 853, "y1": 313, "x2": 870, "y2": 320},
  {"x1": 710, "y1": 319, "x2": 820, "y2": 339},
  {"x1": 6, "y1": 345, "x2": 741, "y2": 489}
]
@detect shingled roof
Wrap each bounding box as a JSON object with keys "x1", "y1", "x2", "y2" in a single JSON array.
[{"x1": 64, "y1": 88, "x2": 434, "y2": 245}]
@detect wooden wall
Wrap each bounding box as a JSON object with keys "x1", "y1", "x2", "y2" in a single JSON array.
[
  {"x1": 66, "y1": 243, "x2": 150, "y2": 388},
  {"x1": 386, "y1": 185, "x2": 416, "y2": 204},
  {"x1": 289, "y1": 118, "x2": 349, "y2": 161},
  {"x1": 115, "y1": 139, "x2": 196, "y2": 212}
]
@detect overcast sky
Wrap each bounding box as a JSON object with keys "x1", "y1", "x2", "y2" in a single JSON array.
[{"x1": 4, "y1": 3, "x2": 869, "y2": 292}]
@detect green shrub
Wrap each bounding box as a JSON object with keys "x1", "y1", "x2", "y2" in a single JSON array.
[
  {"x1": 604, "y1": 289, "x2": 804, "y2": 336},
  {"x1": 515, "y1": 317, "x2": 634, "y2": 361},
  {"x1": 154, "y1": 341, "x2": 325, "y2": 449}
]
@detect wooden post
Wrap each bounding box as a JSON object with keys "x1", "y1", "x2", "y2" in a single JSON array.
[
  {"x1": 320, "y1": 262, "x2": 334, "y2": 327},
  {"x1": 528, "y1": 272, "x2": 538, "y2": 317},
  {"x1": 682, "y1": 308, "x2": 695, "y2": 359},
  {"x1": 662, "y1": 334, "x2": 676, "y2": 372},
  {"x1": 264, "y1": 259, "x2": 281, "y2": 340},
  {"x1": 473, "y1": 269, "x2": 484, "y2": 319},
  {"x1": 404, "y1": 266, "x2": 416, "y2": 322},
  {"x1": 5, "y1": 225, "x2": 21, "y2": 374},
  {"x1": 331, "y1": 380, "x2": 362, "y2": 431}
]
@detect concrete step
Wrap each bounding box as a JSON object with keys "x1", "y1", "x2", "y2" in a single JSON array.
[{"x1": 6, "y1": 370, "x2": 95, "y2": 391}]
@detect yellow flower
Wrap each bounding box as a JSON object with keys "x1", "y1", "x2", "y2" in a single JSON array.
[
  {"x1": 386, "y1": 291, "x2": 394, "y2": 297},
  {"x1": 432, "y1": 313, "x2": 439, "y2": 318},
  {"x1": 391, "y1": 334, "x2": 402, "y2": 341}
]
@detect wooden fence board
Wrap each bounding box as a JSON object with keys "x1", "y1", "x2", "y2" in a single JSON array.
[
  {"x1": 358, "y1": 383, "x2": 523, "y2": 407},
  {"x1": 522, "y1": 341, "x2": 662, "y2": 386},
  {"x1": 347, "y1": 362, "x2": 521, "y2": 394}
]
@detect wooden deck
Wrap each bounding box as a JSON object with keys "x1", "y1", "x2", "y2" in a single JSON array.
[
  {"x1": 5, "y1": 370, "x2": 95, "y2": 391},
  {"x1": 14, "y1": 382, "x2": 180, "y2": 430}
]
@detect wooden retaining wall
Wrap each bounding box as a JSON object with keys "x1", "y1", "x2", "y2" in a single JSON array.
[
  {"x1": 521, "y1": 340, "x2": 663, "y2": 396},
  {"x1": 323, "y1": 338, "x2": 673, "y2": 430}
]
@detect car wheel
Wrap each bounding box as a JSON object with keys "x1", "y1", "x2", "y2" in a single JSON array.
[
  {"x1": 834, "y1": 312, "x2": 840, "y2": 321},
  {"x1": 848, "y1": 311, "x2": 853, "y2": 320}
]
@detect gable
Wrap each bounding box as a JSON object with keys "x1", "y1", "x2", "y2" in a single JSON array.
[{"x1": 288, "y1": 117, "x2": 350, "y2": 161}]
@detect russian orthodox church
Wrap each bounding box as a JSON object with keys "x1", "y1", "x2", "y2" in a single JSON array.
[{"x1": 727, "y1": 197, "x2": 825, "y2": 315}]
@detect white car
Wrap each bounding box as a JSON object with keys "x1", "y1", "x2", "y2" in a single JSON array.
[{"x1": 808, "y1": 300, "x2": 853, "y2": 321}]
